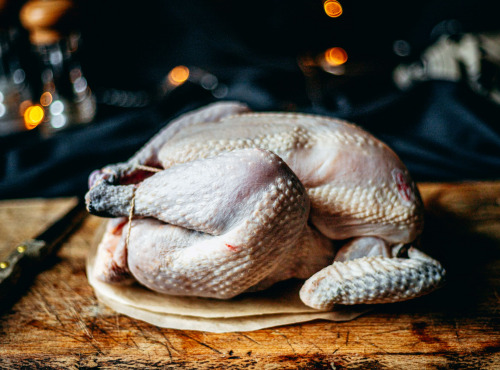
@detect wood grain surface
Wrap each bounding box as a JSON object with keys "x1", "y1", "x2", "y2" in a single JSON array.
[
  {"x1": 0, "y1": 182, "x2": 499, "y2": 369},
  {"x1": 0, "y1": 197, "x2": 77, "y2": 261}
]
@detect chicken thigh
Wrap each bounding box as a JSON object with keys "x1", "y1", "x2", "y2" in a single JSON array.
[{"x1": 86, "y1": 101, "x2": 445, "y2": 310}]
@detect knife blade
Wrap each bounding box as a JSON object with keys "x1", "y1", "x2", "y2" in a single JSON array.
[{"x1": 0, "y1": 198, "x2": 88, "y2": 303}]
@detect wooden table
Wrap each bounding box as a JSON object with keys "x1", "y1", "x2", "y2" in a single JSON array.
[{"x1": 0, "y1": 182, "x2": 499, "y2": 369}]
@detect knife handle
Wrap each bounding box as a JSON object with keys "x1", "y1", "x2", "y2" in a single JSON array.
[
  {"x1": 0, "y1": 200, "x2": 87, "y2": 303},
  {"x1": 0, "y1": 239, "x2": 46, "y2": 300}
]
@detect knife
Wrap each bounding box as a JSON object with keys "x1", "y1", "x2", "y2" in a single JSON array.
[{"x1": 0, "y1": 199, "x2": 88, "y2": 304}]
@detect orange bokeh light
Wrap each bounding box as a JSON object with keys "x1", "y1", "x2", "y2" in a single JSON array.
[
  {"x1": 324, "y1": 47, "x2": 348, "y2": 66},
  {"x1": 40, "y1": 91, "x2": 53, "y2": 106},
  {"x1": 324, "y1": 0, "x2": 343, "y2": 18},
  {"x1": 24, "y1": 105, "x2": 44, "y2": 130},
  {"x1": 168, "y1": 66, "x2": 190, "y2": 86}
]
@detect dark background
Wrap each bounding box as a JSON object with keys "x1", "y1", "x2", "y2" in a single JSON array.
[{"x1": 1, "y1": 0, "x2": 499, "y2": 199}]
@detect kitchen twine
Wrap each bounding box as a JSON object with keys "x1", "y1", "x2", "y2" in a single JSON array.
[
  {"x1": 135, "y1": 164, "x2": 162, "y2": 173},
  {"x1": 125, "y1": 164, "x2": 163, "y2": 248}
]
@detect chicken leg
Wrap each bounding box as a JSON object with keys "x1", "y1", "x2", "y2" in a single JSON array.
[{"x1": 88, "y1": 148, "x2": 312, "y2": 298}]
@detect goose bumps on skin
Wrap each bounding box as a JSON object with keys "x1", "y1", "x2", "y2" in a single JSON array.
[{"x1": 85, "y1": 102, "x2": 445, "y2": 310}]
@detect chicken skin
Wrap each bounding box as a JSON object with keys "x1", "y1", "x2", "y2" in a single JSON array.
[{"x1": 86, "y1": 102, "x2": 445, "y2": 309}]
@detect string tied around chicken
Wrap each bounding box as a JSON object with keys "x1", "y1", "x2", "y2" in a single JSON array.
[
  {"x1": 136, "y1": 164, "x2": 162, "y2": 173},
  {"x1": 125, "y1": 186, "x2": 137, "y2": 250},
  {"x1": 125, "y1": 164, "x2": 162, "y2": 248}
]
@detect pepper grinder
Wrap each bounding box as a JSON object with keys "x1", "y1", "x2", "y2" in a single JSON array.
[
  {"x1": 0, "y1": 0, "x2": 34, "y2": 135},
  {"x1": 20, "y1": 0, "x2": 96, "y2": 134}
]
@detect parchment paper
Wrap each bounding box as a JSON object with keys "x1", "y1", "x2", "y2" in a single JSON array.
[{"x1": 86, "y1": 221, "x2": 369, "y2": 333}]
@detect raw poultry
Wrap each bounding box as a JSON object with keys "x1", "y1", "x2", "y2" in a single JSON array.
[{"x1": 85, "y1": 101, "x2": 445, "y2": 309}]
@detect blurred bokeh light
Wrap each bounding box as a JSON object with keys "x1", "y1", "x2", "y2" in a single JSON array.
[
  {"x1": 167, "y1": 66, "x2": 190, "y2": 86},
  {"x1": 324, "y1": 0, "x2": 343, "y2": 18},
  {"x1": 40, "y1": 92, "x2": 53, "y2": 106},
  {"x1": 324, "y1": 47, "x2": 348, "y2": 66},
  {"x1": 24, "y1": 105, "x2": 44, "y2": 130}
]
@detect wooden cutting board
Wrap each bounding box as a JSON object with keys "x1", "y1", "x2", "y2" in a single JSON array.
[
  {"x1": 0, "y1": 182, "x2": 499, "y2": 368},
  {"x1": 0, "y1": 197, "x2": 78, "y2": 262}
]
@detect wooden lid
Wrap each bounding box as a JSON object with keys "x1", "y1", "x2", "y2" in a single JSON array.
[{"x1": 20, "y1": 0, "x2": 75, "y2": 44}]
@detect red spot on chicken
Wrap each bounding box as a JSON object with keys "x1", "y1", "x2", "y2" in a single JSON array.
[
  {"x1": 392, "y1": 168, "x2": 414, "y2": 205},
  {"x1": 120, "y1": 169, "x2": 158, "y2": 185},
  {"x1": 111, "y1": 218, "x2": 128, "y2": 235},
  {"x1": 225, "y1": 244, "x2": 238, "y2": 251}
]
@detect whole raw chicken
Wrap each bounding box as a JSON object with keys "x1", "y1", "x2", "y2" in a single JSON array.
[{"x1": 86, "y1": 102, "x2": 445, "y2": 310}]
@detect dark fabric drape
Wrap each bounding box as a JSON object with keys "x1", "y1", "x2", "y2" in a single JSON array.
[{"x1": 1, "y1": 0, "x2": 499, "y2": 199}]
